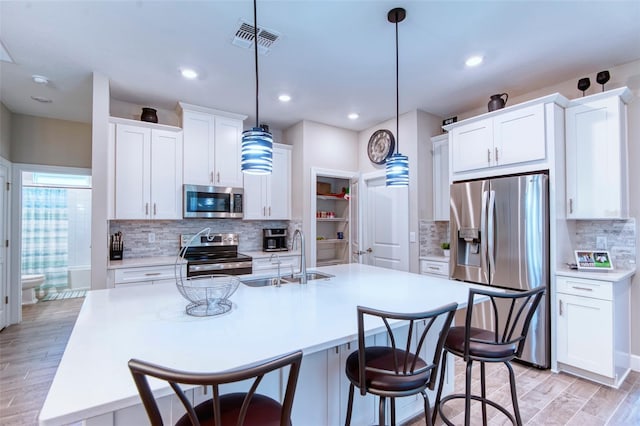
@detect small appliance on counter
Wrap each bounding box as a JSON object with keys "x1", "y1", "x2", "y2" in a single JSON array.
[{"x1": 263, "y1": 228, "x2": 288, "y2": 252}]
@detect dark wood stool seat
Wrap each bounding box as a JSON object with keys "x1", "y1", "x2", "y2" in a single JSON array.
[
  {"x1": 129, "y1": 350, "x2": 302, "y2": 426},
  {"x1": 344, "y1": 303, "x2": 458, "y2": 426},
  {"x1": 433, "y1": 287, "x2": 545, "y2": 426}
]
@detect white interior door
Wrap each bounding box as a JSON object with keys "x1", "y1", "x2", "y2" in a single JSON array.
[
  {"x1": 363, "y1": 175, "x2": 409, "y2": 271},
  {"x1": 350, "y1": 178, "x2": 360, "y2": 263},
  {"x1": 0, "y1": 165, "x2": 8, "y2": 330}
]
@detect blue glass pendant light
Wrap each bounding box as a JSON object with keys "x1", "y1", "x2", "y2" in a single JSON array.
[
  {"x1": 385, "y1": 7, "x2": 409, "y2": 187},
  {"x1": 241, "y1": 0, "x2": 272, "y2": 174}
]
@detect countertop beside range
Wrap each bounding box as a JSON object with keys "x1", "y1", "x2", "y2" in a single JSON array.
[{"x1": 556, "y1": 267, "x2": 636, "y2": 281}]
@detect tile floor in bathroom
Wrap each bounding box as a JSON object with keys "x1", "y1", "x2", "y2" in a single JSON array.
[{"x1": 1, "y1": 298, "x2": 639, "y2": 425}]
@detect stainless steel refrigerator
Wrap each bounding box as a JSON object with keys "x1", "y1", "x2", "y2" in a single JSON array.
[{"x1": 450, "y1": 173, "x2": 549, "y2": 368}]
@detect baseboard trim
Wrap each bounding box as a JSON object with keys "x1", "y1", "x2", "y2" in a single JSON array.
[{"x1": 631, "y1": 353, "x2": 640, "y2": 371}]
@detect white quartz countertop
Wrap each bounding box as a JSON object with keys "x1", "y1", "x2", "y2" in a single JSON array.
[
  {"x1": 39, "y1": 263, "x2": 478, "y2": 426},
  {"x1": 556, "y1": 267, "x2": 636, "y2": 282}
]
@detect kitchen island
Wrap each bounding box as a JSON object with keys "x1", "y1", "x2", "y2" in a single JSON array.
[{"x1": 39, "y1": 263, "x2": 481, "y2": 426}]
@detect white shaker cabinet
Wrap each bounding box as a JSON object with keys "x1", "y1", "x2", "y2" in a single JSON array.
[
  {"x1": 431, "y1": 134, "x2": 449, "y2": 221},
  {"x1": 179, "y1": 102, "x2": 247, "y2": 188},
  {"x1": 243, "y1": 143, "x2": 291, "y2": 220},
  {"x1": 556, "y1": 272, "x2": 632, "y2": 388},
  {"x1": 111, "y1": 119, "x2": 183, "y2": 220},
  {"x1": 565, "y1": 87, "x2": 631, "y2": 219},
  {"x1": 446, "y1": 94, "x2": 567, "y2": 181}
]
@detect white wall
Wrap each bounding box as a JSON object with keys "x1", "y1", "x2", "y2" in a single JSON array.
[
  {"x1": 0, "y1": 102, "x2": 12, "y2": 161},
  {"x1": 90, "y1": 73, "x2": 110, "y2": 290},
  {"x1": 357, "y1": 110, "x2": 442, "y2": 273}
]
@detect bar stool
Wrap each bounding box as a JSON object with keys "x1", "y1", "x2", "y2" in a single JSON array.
[
  {"x1": 344, "y1": 302, "x2": 458, "y2": 426},
  {"x1": 128, "y1": 350, "x2": 302, "y2": 426},
  {"x1": 433, "y1": 286, "x2": 545, "y2": 426}
]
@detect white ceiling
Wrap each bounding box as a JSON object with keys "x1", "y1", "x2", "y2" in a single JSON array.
[{"x1": 1, "y1": 1, "x2": 639, "y2": 132}]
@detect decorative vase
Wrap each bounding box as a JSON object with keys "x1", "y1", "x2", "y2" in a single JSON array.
[
  {"x1": 487, "y1": 93, "x2": 508, "y2": 112},
  {"x1": 443, "y1": 249, "x2": 450, "y2": 258},
  {"x1": 140, "y1": 107, "x2": 158, "y2": 123}
]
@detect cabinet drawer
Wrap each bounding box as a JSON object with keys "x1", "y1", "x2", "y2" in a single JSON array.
[
  {"x1": 420, "y1": 260, "x2": 449, "y2": 277},
  {"x1": 114, "y1": 264, "x2": 178, "y2": 284},
  {"x1": 556, "y1": 276, "x2": 613, "y2": 301}
]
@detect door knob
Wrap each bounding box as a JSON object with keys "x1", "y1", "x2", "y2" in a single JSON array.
[{"x1": 353, "y1": 248, "x2": 373, "y2": 255}]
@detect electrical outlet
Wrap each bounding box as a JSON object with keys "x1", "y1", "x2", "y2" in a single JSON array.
[
  {"x1": 148, "y1": 232, "x2": 156, "y2": 243},
  {"x1": 596, "y1": 236, "x2": 607, "y2": 250}
]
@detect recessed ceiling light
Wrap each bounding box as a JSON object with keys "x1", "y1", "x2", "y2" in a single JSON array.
[
  {"x1": 180, "y1": 68, "x2": 198, "y2": 79},
  {"x1": 32, "y1": 74, "x2": 49, "y2": 84},
  {"x1": 31, "y1": 96, "x2": 52, "y2": 103},
  {"x1": 348, "y1": 113, "x2": 359, "y2": 120},
  {"x1": 465, "y1": 55, "x2": 483, "y2": 67},
  {"x1": 278, "y1": 94, "x2": 291, "y2": 102}
]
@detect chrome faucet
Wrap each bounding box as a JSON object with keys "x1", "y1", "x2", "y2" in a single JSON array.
[
  {"x1": 269, "y1": 253, "x2": 282, "y2": 287},
  {"x1": 292, "y1": 229, "x2": 307, "y2": 284}
]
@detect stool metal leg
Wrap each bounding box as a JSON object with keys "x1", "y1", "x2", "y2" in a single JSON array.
[
  {"x1": 465, "y1": 359, "x2": 473, "y2": 426},
  {"x1": 480, "y1": 361, "x2": 487, "y2": 425},
  {"x1": 378, "y1": 396, "x2": 386, "y2": 426},
  {"x1": 433, "y1": 349, "x2": 449, "y2": 425},
  {"x1": 421, "y1": 390, "x2": 433, "y2": 426},
  {"x1": 506, "y1": 361, "x2": 523, "y2": 426},
  {"x1": 345, "y1": 383, "x2": 355, "y2": 426},
  {"x1": 390, "y1": 398, "x2": 396, "y2": 426}
]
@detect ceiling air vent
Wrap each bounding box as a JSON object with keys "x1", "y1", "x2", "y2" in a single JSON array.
[{"x1": 232, "y1": 20, "x2": 281, "y2": 55}]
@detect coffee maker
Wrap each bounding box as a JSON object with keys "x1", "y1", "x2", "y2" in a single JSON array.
[{"x1": 263, "y1": 228, "x2": 288, "y2": 252}]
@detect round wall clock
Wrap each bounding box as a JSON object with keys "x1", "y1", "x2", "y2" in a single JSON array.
[{"x1": 367, "y1": 129, "x2": 395, "y2": 164}]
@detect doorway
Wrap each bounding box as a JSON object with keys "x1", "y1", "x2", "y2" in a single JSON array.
[
  {"x1": 360, "y1": 171, "x2": 409, "y2": 271},
  {"x1": 11, "y1": 166, "x2": 91, "y2": 322}
]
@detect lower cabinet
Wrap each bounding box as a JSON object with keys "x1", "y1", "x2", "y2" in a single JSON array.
[
  {"x1": 109, "y1": 264, "x2": 185, "y2": 288},
  {"x1": 556, "y1": 274, "x2": 631, "y2": 388},
  {"x1": 420, "y1": 258, "x2": 450, "y2": 278}
]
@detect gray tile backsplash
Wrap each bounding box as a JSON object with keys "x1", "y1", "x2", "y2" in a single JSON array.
[
  {"x1": 419, "y1": 220, "x2": 450, "y2": 257},
  {"x1": 572, "y1": 219, "x2": 636, "y2": 270},
  {"x1": 109, "y1": 219, "x2": 290, "y2": 258}
]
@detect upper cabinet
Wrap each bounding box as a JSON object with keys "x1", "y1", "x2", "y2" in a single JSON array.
[
  {"x1": 178, "y1": 102, "x2": 247, "y2": 188},
  {"x1": 446, "y1": 94, "x2": 568, "y2": 181},
  {"x1": 243, "y1": 143, "x2": 292, "y2": 220},
  {"x1": 565, "y1": 87, "x2": 631, "y2": 219},
  {"x1": 431, "y1": 134, "x2": 449, "y2": 221},
  {"x1": 109, "y1": 118, "x2": 183, "y2": 220}
]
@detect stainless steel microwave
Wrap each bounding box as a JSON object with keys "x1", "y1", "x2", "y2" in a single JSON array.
[{"x1": 183, "y1": 185, "x2": 243, "y2": 219}]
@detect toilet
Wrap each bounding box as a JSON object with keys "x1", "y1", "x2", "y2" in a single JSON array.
[{"x1": 22, "y1": 274, "x2": 46, "y2": 304}]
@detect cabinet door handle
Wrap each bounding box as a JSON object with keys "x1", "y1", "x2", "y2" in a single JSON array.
[
  {"x1": 153, "y1": 203, "x2": 157, "y2": 216},
  {"x1": 495, "y1": 147, "x2": 499, "y2": 162},
  {"x1": 144, "y1": 272, "x2": 162, "y2": 276},
  {"x1": 145, "y1": 203, "x2": 149, "y2": 215},
  {"x1": 268, "y1": 206, "x2": 271, "y2": 216},
  {"x1": 217, "y1": 172, "x2": 220, "y2": 183},
  {"x1": 428, "y1": 266, "x2": 439, "y2": 270},
  {"x1": 347, "y1": 342, "x2": 351, "y2": 350},
  {"x1": 559, "y1": 299, "x2": 563, "y2": 316},
  {"x1": 210, "y1": 172, "x2": 214, "y2": 184},
  {"x1": 569, "y1": 198, "x2": 573, "y2": 214},
  {"x1": 263, "y1": 207, "x2": 266, "y2": 216},
  {"x1": 487, "y1": 149, "x2": 491, "y2": 164},
  {"x1": 335, "y1": 346, "x2": 339, "y2": 354},
  {"x1": 572, "y1": 286, "x2": 593, "y2": 292}
]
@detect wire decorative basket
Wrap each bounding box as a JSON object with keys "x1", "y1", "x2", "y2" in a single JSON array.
[{"x1": 175, "y1": 228, "x2": 240, "y2": 317}]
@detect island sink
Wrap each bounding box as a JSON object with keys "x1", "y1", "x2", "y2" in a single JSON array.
[{"x1": 241, "y1": 272, "x2": 334, "y2": 287}]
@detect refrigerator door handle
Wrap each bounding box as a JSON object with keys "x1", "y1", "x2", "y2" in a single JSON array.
[
  {"x1": 487, "y1": 189, "x2": 496, "y2": 284},
  {"x1": 480, "y1": 190, "x2": 489, "y2": 283}
]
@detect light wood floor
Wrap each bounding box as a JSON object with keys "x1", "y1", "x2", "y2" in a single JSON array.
[{"x1": 1, "y1": 299, "x2": 638, "y2": 426}]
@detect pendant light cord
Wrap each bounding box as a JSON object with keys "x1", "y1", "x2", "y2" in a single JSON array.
[
  {"x1": 253, "y1": 0, "x2": 260, "y2": 128},
  {"x1": 394, "y1": 11, "x2": 399, "y2": 154}
]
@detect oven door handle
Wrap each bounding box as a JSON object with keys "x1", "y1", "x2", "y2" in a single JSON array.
[{"x1": 189, "y1": 261, "x2": 253, "y2": 273}]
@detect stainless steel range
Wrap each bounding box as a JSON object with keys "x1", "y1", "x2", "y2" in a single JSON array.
[{"x1": 180, "y1": 233, "x2": 252, "y2": 277}]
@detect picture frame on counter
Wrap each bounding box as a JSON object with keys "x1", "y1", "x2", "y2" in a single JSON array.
[{"x1": 575, "y1": 250, "x2": 613, "y2": 270}]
